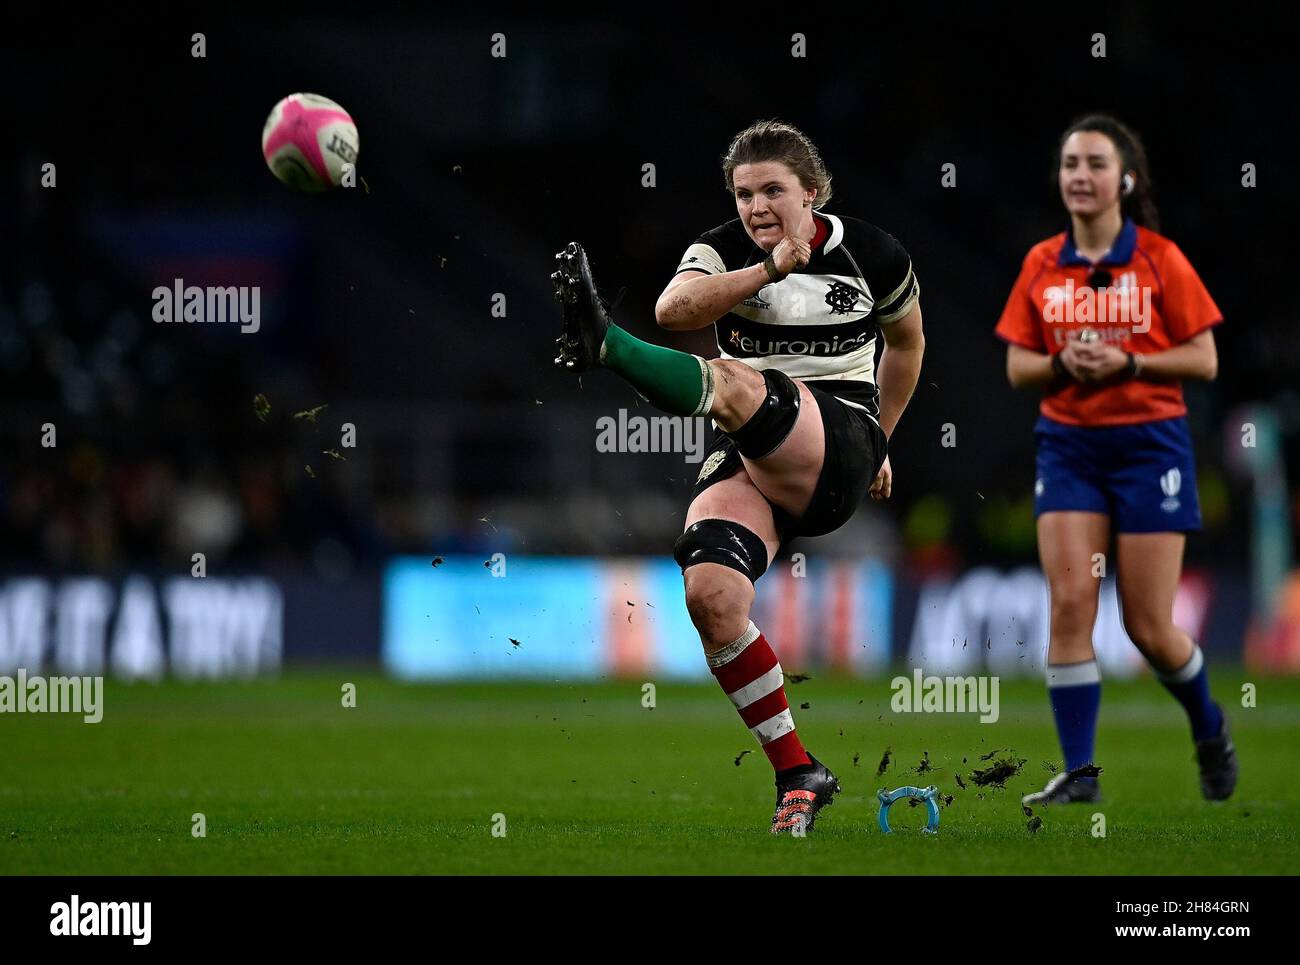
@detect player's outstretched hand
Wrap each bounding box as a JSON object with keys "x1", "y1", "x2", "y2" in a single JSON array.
[
  {"x1": 869, "y1": 455, "x2": 892, "y2": 501},
  {"x1": 772, "y1": 235, "x2": 812, "y2": 276}
]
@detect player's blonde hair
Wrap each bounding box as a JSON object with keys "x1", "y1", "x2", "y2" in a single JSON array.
[{"x1": 722, "y1": 120, "x2": 833, "y2": 209}]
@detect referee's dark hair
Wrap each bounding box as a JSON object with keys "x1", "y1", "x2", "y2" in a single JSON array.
[
  {"x1": 722, "y1": 119, "x2": 833, "y2": 210},
  {"x1": 1060, "y1": 113, "x2": 1160, "y2": 231}
]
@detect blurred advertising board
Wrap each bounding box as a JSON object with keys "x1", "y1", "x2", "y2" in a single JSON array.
[{"x1": 384, "y1": 556, "x2": 1253, "y2": 680}]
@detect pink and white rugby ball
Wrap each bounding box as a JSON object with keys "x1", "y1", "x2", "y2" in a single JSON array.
[{"x1": 261, "y1": 93, "x2": 359, "y2": 192}]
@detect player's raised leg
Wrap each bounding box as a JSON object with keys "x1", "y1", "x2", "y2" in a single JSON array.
[
  {"x1": 552, "y1": 242, "x2": 716, "y2": 415},
  {"x1": 552, "y1": 242, "x2": 826, "y2": 518},
  {"x1": 1116, "y1": 532, "x2": 1238, "y2": 800},
  {"x1": 1023, "y1": 510, "x2": 1109, "y2": 806},
  {"x1": 676, "y1": 467, "x2": 839, "y2": 832}
]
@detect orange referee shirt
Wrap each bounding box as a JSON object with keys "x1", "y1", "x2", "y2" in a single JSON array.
[{"x1": 995, "y1": 218, "x2": 1223, "y2": 426}]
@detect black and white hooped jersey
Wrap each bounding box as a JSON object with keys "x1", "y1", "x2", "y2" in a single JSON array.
[{"x1": 674, "y1": 211, "x2": 919, "y2": 420}]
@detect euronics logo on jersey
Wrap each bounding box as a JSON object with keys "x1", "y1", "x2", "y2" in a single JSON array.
[
  {"x1": 728, "y1": 329, "x2": 870, "y2": 357},
  {"x1": 1160, "y1": 467, "x2": 1182, "y2": 513}
]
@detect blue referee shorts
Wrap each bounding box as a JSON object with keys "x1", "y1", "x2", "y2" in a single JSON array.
[{"x1": 1033, "y1": 414, "x2": 1202, "y2": 532}]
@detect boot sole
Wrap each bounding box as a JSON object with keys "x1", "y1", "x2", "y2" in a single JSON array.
[{"x1": 551, "y1": 243, "x2": 600, "y2": 372}]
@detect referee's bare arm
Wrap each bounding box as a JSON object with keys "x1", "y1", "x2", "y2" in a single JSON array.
[
  {"x1": 1006, "y1": 344, "x2": 1057, "y2": 388},
  {"x1": 655, "y1": 266, "x2": 770, "y2": 331},
  {"x1": 877, "y1": 302, "x2": 925, "y2": 440}
]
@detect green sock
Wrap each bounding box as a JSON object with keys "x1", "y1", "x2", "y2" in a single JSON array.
[{"x1": 599, "y1": 324, "x2": 715, "y2": 417}]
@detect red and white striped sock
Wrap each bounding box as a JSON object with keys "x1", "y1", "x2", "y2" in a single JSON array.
[{"x1": 708, "y1": 621, "x2": 812, "y2": 774}]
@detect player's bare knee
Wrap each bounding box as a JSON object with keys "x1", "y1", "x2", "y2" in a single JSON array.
[
  {"x1": 1120, "y1": 613, "x2": 1160, "y2": 649},
  {"x1": 673, "y1": 517, "x2": 767, "y2": 644},
  {"x1": 1122, "y1": 613, "x2": 1177, "y2": 660},
  {"x1": 715, "y1": 367, "x2": 801, "y2": 454},
  {"x1": 706, "y1": 360, "x2": 763, "y2": 427},
  {"x1": 1050, "y1": 594, "x2": 1098, "y2": 638}
]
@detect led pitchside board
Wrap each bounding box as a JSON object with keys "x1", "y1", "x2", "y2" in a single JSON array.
[{"x1": 382, "y1": 555, "x2": 894, "y2": 680}]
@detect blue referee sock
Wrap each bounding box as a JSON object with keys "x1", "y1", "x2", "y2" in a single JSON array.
[
  {"x1": 1047, "y1": 660, "x2": 1102, "y2": 780},
  {"x1": 1154, "y1": 643, "x2": 1223, "y2": 742}
]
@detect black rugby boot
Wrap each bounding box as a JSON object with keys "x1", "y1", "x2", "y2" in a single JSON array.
[
  {"x1": 771, "y1": 754, "x2": 841, "y2": 833},
  {"x1": 552, "y1": 241, "x2": 613, "y2": 373},
  {"x1": 1196, "y1": 707, "x2": 1238, "y2": 801}
]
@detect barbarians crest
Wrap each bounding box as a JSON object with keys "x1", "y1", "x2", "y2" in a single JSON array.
[{"x1": 825, "y1": 281, "x2": 860, "y2": 315}]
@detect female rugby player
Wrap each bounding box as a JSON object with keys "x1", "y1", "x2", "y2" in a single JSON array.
[
  {"x1": 553, "y1": 119, "x2": 924, "y2": 832},
  {"x1": 996, "y1": 114, "x2": 1238, "y2": 805}
]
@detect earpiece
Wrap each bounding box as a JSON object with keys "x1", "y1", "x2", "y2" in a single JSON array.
[{"x1": 1122, "y1": 173, "x2": 1135, "y2": 196}]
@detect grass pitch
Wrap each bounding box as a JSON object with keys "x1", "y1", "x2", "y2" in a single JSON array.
[{"x1": 2, "y1": 671, "x2": 1296, "y2": 875}]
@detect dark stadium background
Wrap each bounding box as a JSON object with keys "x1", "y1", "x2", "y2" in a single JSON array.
[{"x1": 3, "y1": 10, "x2": 1297, "y2": 671}]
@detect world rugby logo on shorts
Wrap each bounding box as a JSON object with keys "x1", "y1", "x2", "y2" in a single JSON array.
[{"x1": 1159, "y1": 467, "x2": 1182, "y2": 513}]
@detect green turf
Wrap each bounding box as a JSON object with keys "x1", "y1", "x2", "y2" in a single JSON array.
[{"x1": 2, "y1": 671, "x2": 1296, "y2": 874}]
